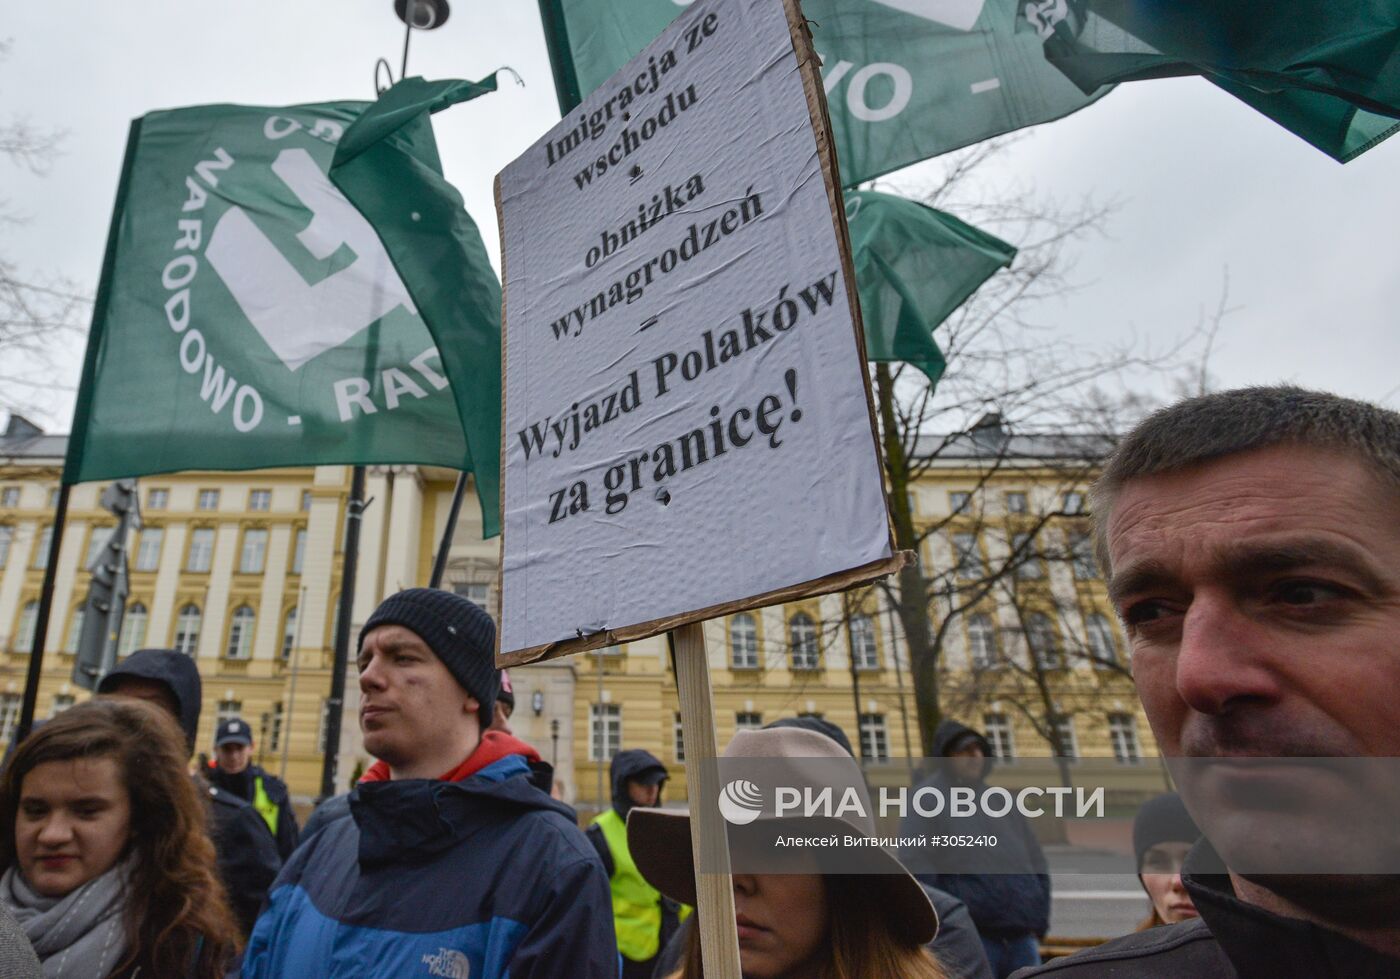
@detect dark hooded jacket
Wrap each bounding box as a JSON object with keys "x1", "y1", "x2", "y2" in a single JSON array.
[
  {"x1": 210, "y1": 763, "x2": 301, "y2": 862},
  {"x1": 898, "y1": 720, "x2": 1051, "y2": 938},
  {"x1": 242, "y1": 734, "x2": 618, "y2": 978},
  {"x1": 1010, "y1": 840, "x2": 1400, "y2": 978},
  {"x1": 97, "y1": 649, "x2": 282, "y2": 935}
]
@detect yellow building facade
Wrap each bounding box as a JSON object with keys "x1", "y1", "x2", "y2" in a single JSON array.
[{"x1": 0, "y1": 413, "x2": 1158, "y2": 809}]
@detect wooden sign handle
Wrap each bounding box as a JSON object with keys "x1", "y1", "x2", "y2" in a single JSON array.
[{"x1": 672, "y1": 621, "x2": 742, "y2": 978}]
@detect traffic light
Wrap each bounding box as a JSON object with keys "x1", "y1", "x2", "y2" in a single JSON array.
[{"x1": 72, "y1": 480, "x2": 140, "y2": 690}]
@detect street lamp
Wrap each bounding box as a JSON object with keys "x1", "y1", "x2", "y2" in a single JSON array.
[
  {"x1": 532, "y1": 689, "x2": 545, "y2": 716},
  {"x1": 550, "y1": 718, "x2": 560, "y2": 767}
]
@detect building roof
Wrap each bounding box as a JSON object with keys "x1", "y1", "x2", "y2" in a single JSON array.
[{"x1": 0, "y1": 415, "x2": 66, "y2": 464}]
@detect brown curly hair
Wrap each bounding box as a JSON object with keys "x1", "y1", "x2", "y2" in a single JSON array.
[{"x1": 0, "y1": 698, "x2": 240, "y2": 977}]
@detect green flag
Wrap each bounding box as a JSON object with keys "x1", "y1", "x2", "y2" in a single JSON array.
[
  {"x1": 1022, "y1": 0, "x2": 1400, "y2": 162},
  {"x1": 66, "y1": 93, "x2": 502, "y2": 531},
  {"x1": 537, "y1": 0, "x2": 1111, "y2": 186},
  {"x1": 330, "y1": 77, "x2": 505, "y2": 536},
  {"x1": 847, "y1": 190, "x2": 1016, "y2": 385}
]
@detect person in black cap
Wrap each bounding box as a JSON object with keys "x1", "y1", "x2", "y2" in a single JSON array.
[
  {"x1": 210, "y1": 717, "x2": 300, "y2": 862},
  {"x1": 488, "y1": 669, "x2": 516, "y2": 733},
  {"x1": 95, "y1": 648, "x2": 281, "y2": 937},
  {"x1": 243, "y1": 588, "x2": 617, "y2": 979},
  {"x1": 586, "y1": 749, "x2": 688, "y2": 979},
  {"x1": 1131, "y1": 793, "x2": 1201, "y2": 931}
]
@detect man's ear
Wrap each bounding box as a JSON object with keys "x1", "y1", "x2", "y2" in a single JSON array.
[{"x1": 464, "y1": 694, "x2": 480, "y2": 717}]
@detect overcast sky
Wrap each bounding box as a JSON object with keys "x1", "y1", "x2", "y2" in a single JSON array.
[{"x1": 5, "y1": 0, "x2": 1398, "y2": 430}]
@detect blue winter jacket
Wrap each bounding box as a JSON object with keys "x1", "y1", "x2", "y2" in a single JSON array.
[{"x1": 242, "y1": 753, "x2": 620, "y2": 978}]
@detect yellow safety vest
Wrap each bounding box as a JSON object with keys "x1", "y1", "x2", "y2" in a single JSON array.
[
  {"x1": 594, "y1": 808, "x2": 666, "y2": 962},
  {"x1": 252, "y1": 775, "x2": 279, "y2": 836}
]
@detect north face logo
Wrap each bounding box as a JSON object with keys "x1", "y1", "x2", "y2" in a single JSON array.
[
  {"x1": 421, "y1": 947, "x2": 471, "y2": 978},
  {"x1": 205, "y1": 146, "x2": 416, "y2": 372}
]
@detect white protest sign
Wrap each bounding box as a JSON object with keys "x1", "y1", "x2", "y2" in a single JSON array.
[{"x1": 496, "y1": 0, "x2": 899, "y2": 663}]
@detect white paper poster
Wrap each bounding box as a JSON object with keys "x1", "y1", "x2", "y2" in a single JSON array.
[{"x1": 496, "y1": 0, "x2": 893, "y2": 660}]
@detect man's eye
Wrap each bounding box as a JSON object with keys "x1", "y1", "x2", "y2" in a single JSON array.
[
  {"x1": 1122, "y1": 601, "x2": 1172, "y2": 626},
  {"x1": 1274, "y1": 580, "x2": 1344, "y2": 606}
]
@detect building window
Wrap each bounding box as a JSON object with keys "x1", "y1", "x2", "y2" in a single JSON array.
[
  {"x1": 1005, "y1": 491, "x2": 1027, "y2": 514},
  {"x1": 1011, "y1": 532, "x2": 1044, "y2": 580},
  {"x1": 1068, "y1": 531, "x2": 1098, "y2": 580},
  {"x1": 849, "y1": 614, "x2": 879, "y2": 670},
  {"x1": 983, "y1": 713, "x2": 1015, "y2": 760},
  {"x1": 590, "y1": 703, "x2": 621, "y2": 761},
  {"x1": 948, "y1": 491, "x2": 971, "y2": 514},
  {"x1": 14, "y1": 600, "x2": 39, "y2": 653},
  {"x1": 788, "y1": 613, "x2": 819, "y2": 670},
  {"x1": 952, "y1": 533, "x2": 984, "y2": 579},
  {"x1": 1052, "y1": 715, "x2": 1078, "y2": 760},
  {"x1": 1026, "y1": 612, "x2": 1061, "y2": 669},
  {"x1": 281, "y1": 607, "x2": 298, "y2": 660},
  {"x1": 967, "y1": 614, "x2": 999, "y2": 669},
  {"x1": 64, "y1": 606, "x2": 85, "y2": 653},
  {"x1": 0, "y1": 525, "x2": 11, "y2": 568},
  {"x1": 268, "y1": 701, "x2": 284, "y2": 752},
  {"x1": 453, "y1": 582, "x2": 490, "y2": 605},
  {"x1": 248, "y1": 489, "x2": 272, "y2": 511},
  {"x1": 174, "y1": 604, "x2": 201, "y2": 655},
  {"x1": 735, "y1": 711, "x2": 763, "y2": 731},
  {"x1": 300, "y1": 490, "x2": 312, "y2": 511},
  {"x1": 197, "y1": 489, "x2": 220, "y2": 511},
  {"x1": 0, "y1": 487, "x2": 19, "y2": 508},
  {"x1": 47, "y1": 488, "x2": 58, "y2": 507},
  {"x1": 290, "y1": 528, "x2": 307, "y2": 575},
  {"x1": 32, "y1": 526, "x2": 52, "y2": 569},
  {"x1": 859, "y1": 713, "x2": 889, "y2": 761},
  {"x1": 134, "y1": 527, "x2": 163, "y2": 572},
  {"x1": 729, "y1": 613, "x2": 758, "y2": 669},
  {"x1": 119, "y1": 603, "x2": 148, "y2": 656},
  {"x1": 1063, "y1": 491, "x2": 1085, "y2": 515},
  {"x1": 0, "y1": 694, "x2": 21, "y2": 745},
  {"x1": 239, "y1": 529, "x2": 268, "y2": 574},
  {"x1": 226, "y1": 605, "x2": 255, "y2": 660},
  {"x1": 1109, "y1": 713, "x2": 1141, "y2": 764},
  {"x1": 49, "y1": 693, "x2": 75, "y2": 718},
  {"x1": 673, "y1": 712, "x2": 686, "y2": 763},
  {"x1": 146, "y1": 488, "x2": 168, "y2": 510},
  {"x1": 187, "y1": 528, "x2": 215, "y2": 572},
  {"x1": 1085, "y1": 613, "x2": 1117, "y2": 668},
  {"x1": 216, "y1": 699, "x2": 243, "y2": 728}
]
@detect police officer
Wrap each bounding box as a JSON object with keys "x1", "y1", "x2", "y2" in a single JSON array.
[
  {"x1": 586, "y1": 750, "x2": 689, "y2": 979},
  {"x1": 209, "y1": 717, "x2": 300, "y2": 862}
]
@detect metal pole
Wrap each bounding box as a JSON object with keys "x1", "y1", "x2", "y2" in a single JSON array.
[
  {"x1": 279, "y1": 585, "x2": 308, "y2": 782},
  {"x1": 848, "y1": 626, "x2": 865, "y2": 760},
  {"x1": 595, "y1": 644, "x2": 605, "y2": 812},
  {"x1": 399, "y1": 8, "x2": 414, "y2": 80},
  {"x1": 428, "y1": 472, "x2": 468, "y2": 588},
  {"x1": 16, "y1": 483, "x2": 71, "y2": 745},
  {"x1": 319, "y1": 466, "x2": 367, "y2": 800}
]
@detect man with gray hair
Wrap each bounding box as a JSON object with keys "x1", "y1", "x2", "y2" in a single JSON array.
[{"x1": 1015, "y1": 386, "x2": 1400, "y2": 978}]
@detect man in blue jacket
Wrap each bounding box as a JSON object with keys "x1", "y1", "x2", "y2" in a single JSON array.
[
  {"x1": 243, "y1": 589, "x2": 619, "y2": 978},
  {"x1": 901, "y1": 720, "x2": 1051, "y2": 978}
]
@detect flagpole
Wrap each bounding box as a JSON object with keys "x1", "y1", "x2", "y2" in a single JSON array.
[
  {"x1": 15, "y1": 483, "x2": 72, "y2": 745},
  {"x1": 535, "y1": 0, "x2": 583, "y2": 114},
  {"x1": 319, "y1": 465, "x2": 367, "y2": 800},
  {"x1": 427, "y1": 471, "x2": 467, "y2": 588}
]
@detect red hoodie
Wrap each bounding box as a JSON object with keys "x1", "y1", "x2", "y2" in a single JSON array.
[{"x1": 358, "y1": 730, "x2": 542, "y2": 784}]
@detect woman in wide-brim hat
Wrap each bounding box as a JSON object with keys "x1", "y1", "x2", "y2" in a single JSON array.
[{"x1": 628, "y1": 726, "x2": 947, "y2": 979}]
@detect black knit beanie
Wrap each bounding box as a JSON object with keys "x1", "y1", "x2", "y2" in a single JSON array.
[
  {"x1": 359, "y1": 588, "x2": 499, "y2": 728},
  {"x1": 1133, "y1": 792, "x2": 1201, "y2": 870}
]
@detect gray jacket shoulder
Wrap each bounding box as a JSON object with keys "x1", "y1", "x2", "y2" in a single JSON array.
[{"x1": 1010, "y1": 919, "x2": 1230, "y2": 979}]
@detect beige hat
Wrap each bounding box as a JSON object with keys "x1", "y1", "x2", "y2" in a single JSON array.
[{"x1": 626, "y1": 726, "x2": 938, "y2": 946}]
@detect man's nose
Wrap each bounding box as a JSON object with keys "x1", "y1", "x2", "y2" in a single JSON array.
[
  {"x1": 359, "y1": 654, "x2": 386, "y2": 692},
  {"x1": 1175, "y1": 591, "x2": 1282, "y2": 716}
]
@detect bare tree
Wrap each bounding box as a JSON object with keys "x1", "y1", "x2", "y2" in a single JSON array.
[
  {"x1": 868, "y1": 137, "x2": 1209, "y2": 757},
  {"x1": 1, "y1": 42, "x2": 90, "y2": 422}
]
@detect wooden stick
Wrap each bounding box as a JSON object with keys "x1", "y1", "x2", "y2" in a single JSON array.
[{"x1": 672, "y1": 621, "x2": 742, "y2": 978}]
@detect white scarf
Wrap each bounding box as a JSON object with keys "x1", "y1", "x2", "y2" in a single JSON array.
[{"x1": 0, "y1": 860, "x2": 130, "y2": 978}]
